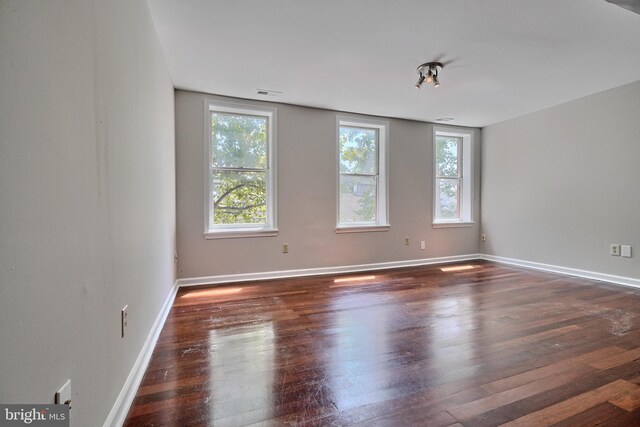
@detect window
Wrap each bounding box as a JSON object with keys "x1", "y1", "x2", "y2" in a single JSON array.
[
  {"x1": 205, "y1": 101, "x2": 277, "y2": 238},
  {"x1": 336, "y1": 117, "x2": 389, "y2": 232},
  {"x1": 433, "y1": 127, "x2": 474, "y2": 227}
]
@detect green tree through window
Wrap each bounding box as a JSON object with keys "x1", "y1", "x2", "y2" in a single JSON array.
[
  {"x1": 435, "y1": 135, "x2": 462, "y2": 219},
  {"x1": 210, "y1": 112, "x2": 268, "y2": 225},
  {"x1": 339, "y1": 126, "x2": 379, "y2": 223}
]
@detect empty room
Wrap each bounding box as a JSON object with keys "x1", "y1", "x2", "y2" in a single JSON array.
[{"x1": 2, "y1": 0, "x2": 640, "y2": 426}]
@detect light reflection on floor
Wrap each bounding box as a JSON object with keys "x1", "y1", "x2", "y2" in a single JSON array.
[
  {"x1": 326, "y1": 291, "x2": 396, "y2": 410},
  {"x1": 171, "y1": 267, "x2": 481, "y2": 422},
  {"x1": 207, "y1": 323, "x2": 275, "y2": 421},
  {"x1": 428, "y1": 295, "x2": 478, "y2": 379}
]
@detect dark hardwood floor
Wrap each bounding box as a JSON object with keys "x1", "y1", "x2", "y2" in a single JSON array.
[{"x1": 124, "y1": 261, "x2": 640, "y2": 426}]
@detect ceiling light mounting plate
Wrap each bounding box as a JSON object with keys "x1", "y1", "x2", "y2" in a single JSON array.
[{"x1": 416, "y1": 62, "x2": 443, "y2": 74}]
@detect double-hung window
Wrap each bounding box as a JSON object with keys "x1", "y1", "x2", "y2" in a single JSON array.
[
  {"x1": 336, "y1": 117, "x2": 389, "y2": 232},
  {"x1": 205, "y1": 101, "x2": 277, "y2": 238},
  {"x1": 433, "y1": 127, "x2": 474, "y2": 227}
]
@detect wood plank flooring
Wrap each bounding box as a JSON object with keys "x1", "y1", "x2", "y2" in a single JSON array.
[{"x1": 124, "y1": 261, "x2": 640, "y2": 426}]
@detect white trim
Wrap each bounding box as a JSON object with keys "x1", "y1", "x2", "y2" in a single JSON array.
[
  {"x1": 205, "y1": 228, "x2": 279, "y2": 239},
  {"x1": 176, "y1": 254, "x2": 482, "y2": 287},
  {"x1": 204, "y1": 99, "x2": 277, "y2": 237},
  {"x1": 481, "y1": 254, "x2": 640, "y2": 289},
  {"x1": 175, "y1": 252, "x2": 639, "y2": 290},
  {"x1": 103, "y1": 281, "x2": 179, "y2": 427},
  {"x1": 432, "y1": 221, "x2": 475, "y2": 229},
  {"x1": 335, "y1": 225, "x2": 390, "y2": 233},
  {"x1": 433, "y1": 126, "x2": 474, "y2": 224}
]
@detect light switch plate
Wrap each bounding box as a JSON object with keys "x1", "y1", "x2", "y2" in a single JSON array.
[
  {"x1": 121, "y1": 305, "x2": 128, "y2": 338},
  {"x1": 621, "y1": 245, "x2": 632, "y2": 258}
]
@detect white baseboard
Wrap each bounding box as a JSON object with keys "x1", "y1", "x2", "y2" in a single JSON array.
[
  {"x1": 176, "y1": 254, "x2": 482, "y2": 287},
  {"x1": 481, "y1": 254, "x2": 640, "y2": 289},
  {"x1": 103, "y1": 280, "x2": 179, "y2": 427}
]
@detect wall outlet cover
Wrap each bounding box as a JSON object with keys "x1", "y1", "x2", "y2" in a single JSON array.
[{"x1": 610, "y1": 244, "x2": 621, "y2": 256}]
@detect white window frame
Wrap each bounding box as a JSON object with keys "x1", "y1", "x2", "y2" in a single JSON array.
[
  {"x1": 336, "y1": 116, "x2": 389, "y2": 233},
  {"x1": 204, "y1": 100, "x2": 277, "y2": 239},
  {"x1": 433, "y1": 127, "x2": 475, "y2": 228}
]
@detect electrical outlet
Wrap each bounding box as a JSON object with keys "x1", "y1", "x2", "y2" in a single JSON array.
[
  {"x1": 481, "y1": 233, "x2": 486, "y2": 242},
  {"x1": 420, "y1": 240, "x2": 426, "y2": 250},
  {"x1": 121, "y1": 305, "x2": 128, "y2": 337},
  {"x1": 610, "y1": 244, "x2": 621, "y2": 256},
  {"x1": 404, "y1": 237, "x2": 410, "y2": 246},
  {"x1": 282, "y1": 243, "x2": 289, "y2": 253},
  {"x1": 55, "y1": 379, "x2": 71, "y2": 407}
]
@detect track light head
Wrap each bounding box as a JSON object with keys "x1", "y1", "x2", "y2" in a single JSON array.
[{"x1": 415, "y1": 61, "x2": 444, "y2": 90}]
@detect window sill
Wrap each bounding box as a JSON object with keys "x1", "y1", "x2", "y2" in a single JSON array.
[
  {"x1": 432, "y1": 221, "x2": 475, "y2": 229},
  {"x1": 205, "y1": 228, "x2": 279, "y2": 239},
  {"x1": 335, "y1": 225, "x2": 390, "y2": 234}
]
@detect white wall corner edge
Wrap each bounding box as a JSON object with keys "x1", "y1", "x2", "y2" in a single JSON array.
[
  {"x1": 481, "y1": 254, "x2": 640, "y2": 289},
  {"x1": 175, "y1": 254, "x2": 483, "y2": 288},
  {"x1": 103, "y1": 280, "x2": 179, "y2": 427}
]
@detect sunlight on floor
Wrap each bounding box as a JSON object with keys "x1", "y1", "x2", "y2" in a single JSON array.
[
  {"x1": 180, "y1": 287, "x2": 244, "y2": 299},
  {"x1": 330, "y1": 275, "x2": 378, "y2": 288},
  {"x1": 333, "y1": 275, "x2": 377, "y2": 284},
  {"x1": 440, "y1": 265, "x2": 476, "y2": 272}
]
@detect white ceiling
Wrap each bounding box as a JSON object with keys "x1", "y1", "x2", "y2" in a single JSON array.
[{"x1": 147, "y1": 0, "x2": 640, "y2": 127}]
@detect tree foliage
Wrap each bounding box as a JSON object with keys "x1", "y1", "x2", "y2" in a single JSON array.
[
  {"x1": 435, "y1": 136, "x2": 461, "y2": 219},
  {"x1": 339, "y1": 126, "x2": 378, "y2": 222},
  {"x1": 210, "y1": 113, "x2": 267, "y2": 225}
]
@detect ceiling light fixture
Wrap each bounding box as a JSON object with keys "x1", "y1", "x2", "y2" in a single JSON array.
[{"x1": 415, "y1": 62, "x2": 443, "y2": 89}]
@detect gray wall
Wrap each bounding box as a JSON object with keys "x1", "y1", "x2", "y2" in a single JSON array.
[
  {"x1": 482, "y1": 80, "x2": 640, "y2": 279},
  {"x1": 0, "y1": 1, "x2": 175, "y2": 425},
  {"x1": 176, "y1": 90, "x2": 481, "y2": 279}
]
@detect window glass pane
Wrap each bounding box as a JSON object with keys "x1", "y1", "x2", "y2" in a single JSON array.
[
  {"x1": 339, "y1": 175, "x2": 377, "y2": 223},
  {"x1": 435, "y1": 136, "x2": 460, "y2": 177},
  {"x1": 437, "y1": 178, "x2": 460, "y2": 220},
  {"x1": 339, "y1": 126, "x2": 378, "y2": 175},
  {"x1": 211, "y1": 112, "x2": 267, "y2": 169},
  {"x1": 211, "y1": 170, "x2": 266, "y2": 225}
]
